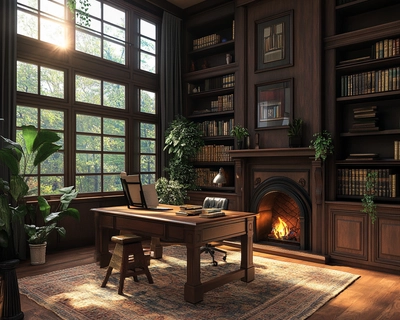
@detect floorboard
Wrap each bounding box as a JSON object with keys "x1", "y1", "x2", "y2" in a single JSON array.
[{"x1": 15, "y1": 245, "x2": 400, "y2": 320}]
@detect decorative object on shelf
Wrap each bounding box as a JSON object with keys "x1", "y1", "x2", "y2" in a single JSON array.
[
  {"x1": 288, "y1": 118, "x2": 303, "y2": 147},
  {"x1": 256, "y1": 10, "x2": 293, "y2": 71},
  {"x1": 309, "y1": 130, "x2": 334, "y2": 161},
  {"x1": 226, "y1": 53, "x2": 232, "y2": 64},
  {"x1": 67, "y1": 0, "x2": 91, "y2": 27},
  {"x1": 201, "y1": 59, "x2": 209, "y2": 69},
  {"x1": 255, "y1": 133, "x2": 260, "y2": 149},
  {"x1": 24, "y1": 186, "x2": 80, "y2": 265},
  {"x1": 213, "y1": 168, "x2": 227, "y2": 187},
  {"x1": 230, "y1": 124, "x2": 249, "y2": 149},
  {"x1": 257, "y1": 79, "x2": 292, "y2": 128},
  {"x1": 190, "y1": 60, "x2": 196, "y2": 72},
  {"x1": 156, "y1": 117, "x2": 204, "y2": 204},
  {"x1": 361, "y1": 171, "x2": 378, "y2": 224}
]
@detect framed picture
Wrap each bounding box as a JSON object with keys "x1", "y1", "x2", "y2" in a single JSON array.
[
  {"x1": 256, "y1": 11, "x2": 293, "y2": 71},
  {"x1": 257, "y1": 79, "x2": 293, "y2": 129}
]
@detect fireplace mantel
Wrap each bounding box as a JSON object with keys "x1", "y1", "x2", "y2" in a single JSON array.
[{"x1": 229, "y1": 147, "x2": 315, "y2": 158}]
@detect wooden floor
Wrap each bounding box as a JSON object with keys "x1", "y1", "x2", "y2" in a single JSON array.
[{"x1": 16, "y1": 245, "x2": 400, "y2": 320}]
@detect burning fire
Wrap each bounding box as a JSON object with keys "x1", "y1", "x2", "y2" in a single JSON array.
[{"x1": 270, "y1": 217, "x2": 290, "y2": 239}]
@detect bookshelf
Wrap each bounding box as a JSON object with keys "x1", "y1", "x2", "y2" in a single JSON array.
[
  {"x1": 324, "y1": 0, "x2": 400, "y2": 272},
  {"x1": 183, "y1": 2, "x2": 237, "y2": 201}
]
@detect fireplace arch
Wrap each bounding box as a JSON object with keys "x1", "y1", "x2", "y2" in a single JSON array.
[{"x1": 250, "y1": 176, "x2": 312, "y2": 250}]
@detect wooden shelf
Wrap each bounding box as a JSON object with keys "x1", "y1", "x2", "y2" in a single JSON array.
[
  {"x1": 188, "y1": 40, "x2": 235, "y2": 58},
  {"x1": 341, "y1": 129, "x2": 400, "y2": 137}
]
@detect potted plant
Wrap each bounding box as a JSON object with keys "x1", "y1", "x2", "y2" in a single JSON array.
[
  {"x1": 230, "y1": 124, "x2": 249, "y2": 149},
  {"x1": 361, "y1": 171, "x2": 378, "y2": 224},
  {"x1": 156, "y1": 116, "x2": 204, "y2": 204},
  {"x1": 288, "y1": 118, "x2": 303, "y2": 147},
  {"x1": 25, "y1": 186, "x2": 79, "y2": 265},
  {"x1": 309, "y1": 130, "x2": 334, "y2": 161}
]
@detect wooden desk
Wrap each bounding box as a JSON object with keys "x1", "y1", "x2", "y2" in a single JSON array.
[{"x1": 92, "y1": 205, "x2": 256, "y2": 303}]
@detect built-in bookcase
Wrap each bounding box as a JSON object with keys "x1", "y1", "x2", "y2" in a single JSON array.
[{"x1": 183, "y1": 2, "x2": 237, "y2": 195}]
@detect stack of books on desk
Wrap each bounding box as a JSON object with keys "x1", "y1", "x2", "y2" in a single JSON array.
[
  {"x1": 199, "y1": 208, "x2": 226, "y2": 218},
  {"x1": 176, "y1": 205, "x2": 203, "y2": 216}
]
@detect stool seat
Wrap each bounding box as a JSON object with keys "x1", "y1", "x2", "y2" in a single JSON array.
[{"x1": 101, "y1": 234, "x2": 153, "y2": 295}]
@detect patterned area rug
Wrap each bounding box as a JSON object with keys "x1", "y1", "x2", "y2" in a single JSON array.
[{"x1": 19, "y1": 246, "x2": 359, "y2": 320}]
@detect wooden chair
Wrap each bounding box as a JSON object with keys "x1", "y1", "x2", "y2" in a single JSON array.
[
  {"x1": 200, "y1": 197, "x2": 229, "y2": 266},
  {"x1": 101, "y1": 234, "x2": 153, "y2": 295}
]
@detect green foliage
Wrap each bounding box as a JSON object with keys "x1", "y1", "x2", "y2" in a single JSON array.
[
  {"x1": 25, "y1": 186, "x2": 80, "y2": 244},
  {"x1": 309, "y1": 130, "x2": 334, "y2": 161},
  {"x1": 361, "y1": 171, "x2": 378, "y2": 224},
  {"x1": 158, "y1": 117, "x2": 204, "y2": 204},
  {"x1": 230, "y1": 125, "x2": 249, "y2": 141},
  {"x1": 67, "y1": 0, "x2": 91, "y2": 27},
  {"x1": 288, "y1": 118, "x2": 303, "y2": 137},
  {"x1": 155, "y1": 177, "x2": 187, "y2": 205}
]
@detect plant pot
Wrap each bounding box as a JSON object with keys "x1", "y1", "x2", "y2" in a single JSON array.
[
  {"x1": 29, "y1": 242, "x2": 47, "y2": 265},
  {"x1": 289, "y1": 135, "x2": 302, "y2": 148},
  {"x1": 236, "y1": 140, "x2": 244, "y2": 150}
]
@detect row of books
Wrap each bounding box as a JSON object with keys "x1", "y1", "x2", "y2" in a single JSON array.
[
  {"x1": 337, "y1": 168, "x2": 397, "y2": 198},
  {"x1": 192, "y1": 94, "x2": 234, "y2": 115},
  {"x1": 349, "y1": 105, "x2": 379, "y2": 133},
  {"x1": 340, "y1": 66, "x2": 400, "y2": 97},
  {"x1": 198, "y1": 118, "x2": 234, "y2": 137},
  {"x1": 192, "y1": 144, "x2": 233, "y2": 162},
  {"x1": 193, "y1": 34, "x2": 221, "y2": 50},
  {"x1": 195, "y1": 168, "x2": 219, "y2": 188},
  {"x1": 372, "y1": 38, "x2": 400, "y2": 60}
]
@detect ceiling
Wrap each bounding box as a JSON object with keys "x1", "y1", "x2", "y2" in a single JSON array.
[{"x1": 166, "y1": 0, "x2": 205, "y2": 9}]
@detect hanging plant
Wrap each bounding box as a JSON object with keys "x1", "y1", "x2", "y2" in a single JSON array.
[
  {"x1": 309, "y1": 130, "x2": 334, "y2": 161},
  {"x1": 67, "y1": 0, "x2": 91, "y2": 27},
  {"x1": 361, "y1": 171, "x2": 378, "y2": 224}
]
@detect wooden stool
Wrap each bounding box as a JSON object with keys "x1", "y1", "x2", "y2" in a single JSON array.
[{"x1": 101, "y1": 234, "x2": 153, "y2": 295}]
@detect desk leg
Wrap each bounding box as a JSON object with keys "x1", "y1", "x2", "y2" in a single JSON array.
[
  {"x1": 241, "y1": 216, "x2": 255, "y2": 282},
  {"x1": 94, "y1": 212, "x2": 111, "y2": 268},
  {"x1": 184, "y1": 244, "x2": 202, "y2": 304},
  {"x1": 150, "y1": 237, "x2": 163, "y2": 259}
]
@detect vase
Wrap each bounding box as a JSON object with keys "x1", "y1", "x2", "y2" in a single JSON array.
[
  {"x1": 236, "y1": 140, "x2": 243, "y2": 150},
  {"x1": 289, "y1": 136, "x2": 302, "y2": 148},
  {"x1": 29, "y1": 242, "x2": 47, "y2": 265}
]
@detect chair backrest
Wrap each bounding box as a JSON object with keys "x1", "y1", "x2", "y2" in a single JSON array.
[
  {"x1": 202, "y1": 197, "x2": 229, "y2": 210},
  {"x1": 120, "y1": 172, "x2": 147, "y2": 209}
]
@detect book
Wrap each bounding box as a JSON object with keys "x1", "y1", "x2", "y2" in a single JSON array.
[
  {"x1": 199, "y1": 211, "x2": 225, "y2": 218},
  {"x1": 176, "y1": 210, "x2": 202, "y2": 216},
  {"x1": 179, "y1": 205, "x2": 202, "y2": 211}
]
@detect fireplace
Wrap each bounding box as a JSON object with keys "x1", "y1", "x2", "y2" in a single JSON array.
[{"x1": 250, "y1": 176, "x2": 311, "y2": 250}]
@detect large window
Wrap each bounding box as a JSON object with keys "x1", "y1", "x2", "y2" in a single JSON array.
[{"x1": 16, "y1": 0, "x2": 161, "y2": 196}]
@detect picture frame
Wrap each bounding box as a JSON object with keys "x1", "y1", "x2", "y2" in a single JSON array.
[
  {"x1": 256, "y1": 10, "x2": 293, "y2": 71},
  {"x1": 257, "y1": 79, "x2": 293, "y2": 129}
]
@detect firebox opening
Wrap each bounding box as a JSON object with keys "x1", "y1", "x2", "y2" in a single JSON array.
[{"x1": 257, "y1": 191, "x2": 301, "y2": 248}]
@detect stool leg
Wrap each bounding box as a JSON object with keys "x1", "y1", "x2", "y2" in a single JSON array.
[
  {"x1": 101, "y1": 266, "x2": 113, "y2": 288},
  {"x1": 143, "y1": 265, "x2": 154, "y2": 284}
]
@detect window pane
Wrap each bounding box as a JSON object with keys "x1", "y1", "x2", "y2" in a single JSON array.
[
  {"x1": 103, "y1": 118, "x2": 125, "y2": 136},
  {"x1": 41, "y1": 152, "x2": 64, "y2": 174},
  {"x1": 76, "y1": 114, "x2": 101, "y2": 133},
  {"x1": 103, "y1": 137, "x2": 125, "y2": 152},
  {"x1": 75, "y1": 75, "x2": 101, "y2": 105},
  {"x1": 17, "y1": 61, "x2": 38, "y2": 94},
  {"x1": 17, "y1": 10, "x2": 38, "y2": 39},
  {"x1": 76, "y1": 153, "x2": 101, "y2": 173},
  {"x1": 103, "y1": 40, "x2": 125, "y2": 64},
  {"x1": 103, "y1": 175, "x2": 121, "y2": 192},
  {"x1": 40, "y1": 176, "x2": 64, "y2": 195},
  {"x1": 76, "y1": 175, "x2": 101, "y2": 193},
  {"x1": 140, "y1": 37, "x2": 155, "y2": 54},
  {"x1": 140, "y1": 19, "x2": 156, "y2": 40},
  {"x1": 76, "y1": 134, "x2": 101, "y2": 151},
  {"x1": 103, "y1": 154, "x2": 125, "y2": 173},
  {"x1": 16, "y1": 106, "x2": 38, "y2": 127},
  {"x1": 40, "y1": 18, "x2": 65, "y2": 47},
  {"x1": 140, "y1": 140, "x2": 155, "y2": 153},
  {"x1": 140, "y1": 123, "x2": 155, "y2": 139},
  {"x1": 140, "y1": 90, "x2": 156, "y2": 114},
  {"x1": 103, "y1": 81, "x2": 125, "y2": 109},
  {"x1": 40, "y1": 67, "x2": 64, "y2": 99},
  {"x1": 141, "y1": 173, "x2": 155, "y2": 185},
  {"x1": 76, "y1": 31, "x2": 101, "y2": 57},
  {"x1": 140, "y1": 52, "x2": 156, "y2": 73},
  {"x1": 104, "y1": 4, "x2": 125, "y2": 27},
  {"x1": 104, "y1": 23, "x2": 125, "y2": 41},
  {"x1": 18, "y1": 0, "x2": 38, "y2": 9},
  {"x1": 86, "y1": 0, "x2": 101, "y2": 19},
  {"x1": 40, "y1": 0, "x2": 64, "y2": 19},
  {"x1": 40, "y1": 109, "x2": 64, "y2": 130},
  {"x1": 140, "y1": 155, "x2": 155, "y2": 171}
]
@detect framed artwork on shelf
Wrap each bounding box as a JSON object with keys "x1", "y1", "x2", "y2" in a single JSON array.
[
  {"x1": 256, "y1": 10, "x2": 293, "y2": 71},
  {"x1": 257, "y1": 79, "x2": 293, "y2": 129}
]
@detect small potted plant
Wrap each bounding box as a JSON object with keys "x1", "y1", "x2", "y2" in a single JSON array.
[
  {"x1": 361, "y1": 171, "x2": 378, "y2": 224},
  {"x1": 309, "y1": 130, "x2": 334, "y2": 161},
  {"x1": 288, "y1": 118, "x2": 303, "y2": 147},
  {"x1": 230, "y1": 125, "x2": 249, "y2": 149}
]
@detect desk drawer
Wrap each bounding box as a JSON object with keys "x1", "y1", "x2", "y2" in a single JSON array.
[
  {"x1": 202, "y1": 221, "x2": 245, "y2": 242},
  {"x1": 115, "y1": 218, "x2": 165, "y2": 236}
]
